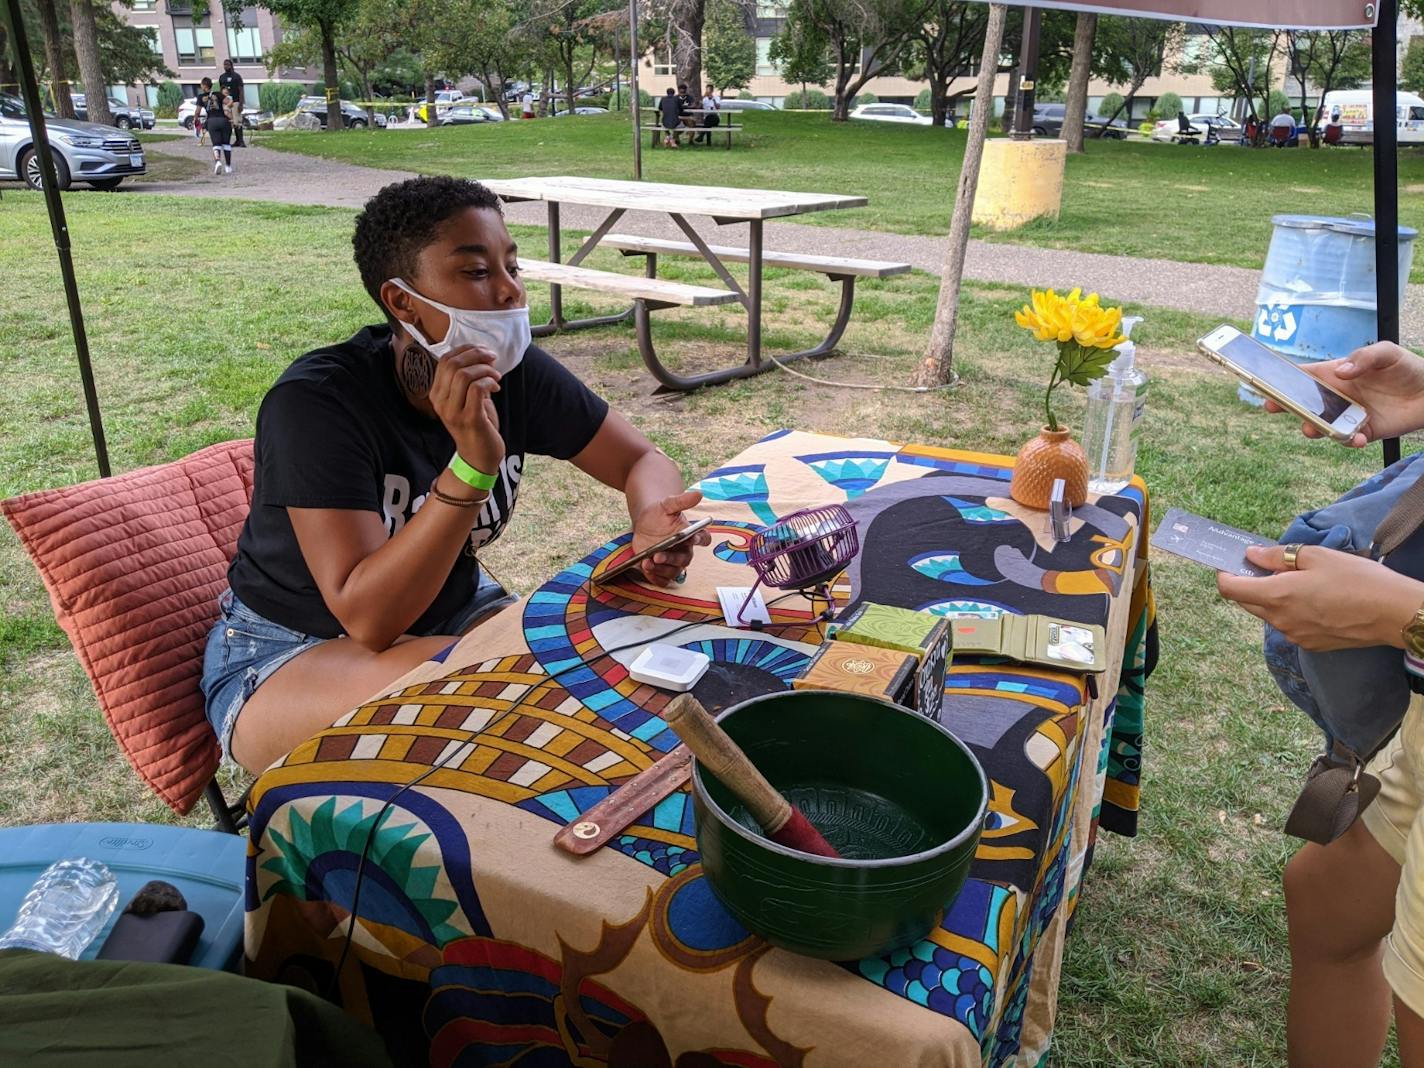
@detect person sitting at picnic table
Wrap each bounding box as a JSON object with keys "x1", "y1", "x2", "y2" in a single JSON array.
[
  {"x1": 659, "y1": 87, "x2": 685, "y2": 148},
  {"x1": 1216, "y1": 340, "x2": 1424, "y2": 1067},
  {"x1": 201, "y1": 175, "x2": 710, "y2": 774},
  {"x1": 695, "y1": 83, "x2": 720, "y2": 145}
]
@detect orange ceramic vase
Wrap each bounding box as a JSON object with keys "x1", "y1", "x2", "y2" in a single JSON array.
[{"x1": 1010, "y1": 427, "x2": 1089, "y2": 510}]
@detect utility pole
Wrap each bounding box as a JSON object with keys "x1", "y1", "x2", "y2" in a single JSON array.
[{"x1": 629, "y1": 0, "x2": 642, "y2": 179}]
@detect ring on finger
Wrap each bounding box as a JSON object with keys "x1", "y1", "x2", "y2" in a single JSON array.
[{"x1": 1282, "y1": 543, "x2": 1303, "y2": 571}]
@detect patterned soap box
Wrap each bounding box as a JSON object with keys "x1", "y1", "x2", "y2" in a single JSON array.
[{"x1": 830, "y1": 602, "x2": 952, "y2": 722}]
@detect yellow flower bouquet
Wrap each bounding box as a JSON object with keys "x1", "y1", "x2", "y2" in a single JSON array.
[{"x1": 1014, "y1": 288, "x2": 1127, "y2": 432}]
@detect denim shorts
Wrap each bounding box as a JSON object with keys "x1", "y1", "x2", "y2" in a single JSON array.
[{"x1": 199, "y1": 572, "x2": 512, "y2": 762}]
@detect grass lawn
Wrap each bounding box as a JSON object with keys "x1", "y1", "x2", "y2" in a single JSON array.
[
  {"x1": 264, "y1": 110, "x2": 1424, "y2": 282},
  {"x1": 0, "y1": 190, "x2": 1410, "y2": 1065}
]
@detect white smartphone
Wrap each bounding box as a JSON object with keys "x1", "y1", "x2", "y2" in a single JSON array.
[{"x1": 1197, "y1": 325, "x2": 1368, "y2": 444}]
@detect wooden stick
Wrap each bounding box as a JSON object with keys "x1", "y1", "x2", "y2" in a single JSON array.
[{"x1": 663, "y1": 694, "x2": 791, "y2": 834}]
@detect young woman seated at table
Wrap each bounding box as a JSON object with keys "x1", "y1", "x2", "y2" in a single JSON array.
[{"x1": 202, "y1": 176, "x2": 710, "y2": 775}]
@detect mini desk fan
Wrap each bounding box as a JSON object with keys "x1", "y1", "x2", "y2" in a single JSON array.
[{"x1": 737, "y1": 504, "x2": 860, "y2": 626}]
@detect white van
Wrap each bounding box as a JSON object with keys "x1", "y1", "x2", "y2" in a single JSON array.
[{"x1": 1318, "y1": 89, "x2": 1424, "y2": 145}]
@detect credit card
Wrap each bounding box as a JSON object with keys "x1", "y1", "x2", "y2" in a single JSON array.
[{"x1": 1151, "y1": 507, "x2": 1277, "y2": 577}]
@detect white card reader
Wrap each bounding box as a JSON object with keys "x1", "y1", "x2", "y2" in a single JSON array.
[{"x1": 629, "y1": 644, "x2": 711, "y2": 692}]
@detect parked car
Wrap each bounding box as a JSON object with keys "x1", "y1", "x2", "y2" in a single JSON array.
[
  {"x1": 0, "y1": 92, "x2": 145, "y2": 191},
  {"x1": 439, "y1": 103, "x2": 491, "y2": 125},
  {"x1": 552, "y1": 105, "x2": 608, "y2": 117},
  {"x1": 849, "y1": 102, "x2": 931, "y2": 125},
  {"x1": 291, "y1": 97, "x2": 388, "y2": 129},
  {"x1": 503, "y1": 80, "x2": 532, "y2": 102},
  {"x1": 717, "y1": 98, "x2": 776, "y2": 111},
  {"x1": 71, "y1": 93, "x2": 155, "y2": 130},
  {"x1": 477, "y1": 105, "x2": 506, "y2": 122},
  {"x1": 178, "y1": 98, "x2": 275, "y2": 130},
  {"x1": 1150, "y1": 112, "x2": 1243, "y2": 143},
  {"x1": 1030, "y1": 102, "x2": 1128, "y2": 139}
]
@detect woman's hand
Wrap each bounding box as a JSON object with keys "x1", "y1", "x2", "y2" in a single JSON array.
[
  {"x1": 632, "y1": 489, "x2": 712, "y2": 586},
  {"x1": 1216, "y1": 544, "x2": 1424, "y2": 651},
  {"x1": 430, "y1": 347, "x2": 505, "y2": 477},
  {"x1": 1265, "y1": 342, "x2": 1424, "y2": 446}
]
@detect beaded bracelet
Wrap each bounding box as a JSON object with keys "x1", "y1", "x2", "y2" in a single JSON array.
[{"x1": 428, "y1": 479, "x2": 488, "y2": 508}]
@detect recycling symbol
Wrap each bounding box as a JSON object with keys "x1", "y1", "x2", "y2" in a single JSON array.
[{"x1": 1257, "y1": 303, "x2": 1299, "y2": 342}]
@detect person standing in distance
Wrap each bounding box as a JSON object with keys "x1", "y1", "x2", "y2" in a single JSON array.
[{"x1": 219, "y1": 59, "x2": 245, "y2": 147}]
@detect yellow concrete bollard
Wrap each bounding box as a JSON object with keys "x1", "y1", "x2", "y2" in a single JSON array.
[{"x1": 972, "y1": 138, "x2": 1067, "y2": 231}]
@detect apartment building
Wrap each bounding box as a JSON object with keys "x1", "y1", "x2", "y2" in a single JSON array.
[{"x1": 111, "y1": 1, "x2": 296, "y2": 109}]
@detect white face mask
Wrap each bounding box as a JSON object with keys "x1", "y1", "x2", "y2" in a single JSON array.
[{"x1": 389, "y1": 278, "x2": 531, "y2": 375}]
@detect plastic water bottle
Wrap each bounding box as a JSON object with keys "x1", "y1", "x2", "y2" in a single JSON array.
[
  {"x1": 0, "y1": 858, "x2": 119, "y2": 959},
  {"x1": 1083, "y1": 317, "x2": 1148, "y2": 495}
]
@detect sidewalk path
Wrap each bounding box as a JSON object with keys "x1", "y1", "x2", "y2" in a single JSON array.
[{"x1": 142, "y1": 138, "x2": 1423, "y2": 344}]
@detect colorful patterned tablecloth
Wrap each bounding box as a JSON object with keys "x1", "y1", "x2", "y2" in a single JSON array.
[{"x1": 245, "y1": 430, "x2": 1155, "y2": 1067}]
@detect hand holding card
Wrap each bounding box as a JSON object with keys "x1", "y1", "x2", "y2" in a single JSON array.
[{"x1": 1151, "y1": 507, "x2": 1277, "y2": 577}]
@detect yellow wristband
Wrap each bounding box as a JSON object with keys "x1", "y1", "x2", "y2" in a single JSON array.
[{"x1": 449, "y1": 453, "x2": 497, "y2": 491}]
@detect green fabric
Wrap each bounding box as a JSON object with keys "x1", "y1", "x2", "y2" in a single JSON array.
[{"x1": 0, "y1": 950, "x2": 391, "y2": 1067}]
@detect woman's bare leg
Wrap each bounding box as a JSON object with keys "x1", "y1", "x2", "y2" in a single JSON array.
[
  {"x1": 230, "y1": 634, "x2": 455, "y2": 774},
  {"x1": 1285, "y1": 819, "x2": 1400, "y2": 1067}
]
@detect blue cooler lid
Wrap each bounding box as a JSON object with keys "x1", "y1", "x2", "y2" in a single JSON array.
[{"x1": 1271, "y1": 214, "x2": 1419, "y2": 242}]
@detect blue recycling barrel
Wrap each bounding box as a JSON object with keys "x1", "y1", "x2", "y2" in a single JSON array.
[{"x1": 1241, "y1": 215, "x2": 1417, "y2": 404}]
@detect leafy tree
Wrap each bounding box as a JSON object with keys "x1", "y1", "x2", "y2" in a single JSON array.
[
  {"x1": 1285, "y1": 29, "x2": 1369, "y2": 146},
  {"x1": 1156, "y1": 90, "x2": 1181, "y2": 117},
  {"x1": 156, "y1": 80, "x2": 183, "y2": 115},
  {"x1": 1098, "y1": 91, "x2": 1124, "y2": 121},
  {"x1": 768, "y1": 9, "x2": 832, "y2": 101},
  {"x1": 1092, "y1": 17, "x2": 1183, "y2": 126},
  {"x1": 252, "y1": 0, "x2": 361, "y2": 132},
  {"x1": 1187, "y1": 26, "x2": 1283, "y2": 138},
  {"x1": 914, "y1": 87, "x2": 929, "y2": 109},
  {"x1": 1406, "y1": 36, "x2": 1424, "y2": 96},
  {"x1": 907, "y1": 1, "x2": 987, "y2": 128},
  {"x1": 703, "y1": 0, "x2": 754, "y2": 93},
  {"x1": 853, "y1": 91, "x2": 876, "y2": 105},
  {"x1": 779, "y1": 0, "x2": 932, "y2": 121}
]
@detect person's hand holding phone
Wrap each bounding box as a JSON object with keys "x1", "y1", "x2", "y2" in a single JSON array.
[
  {"x1": 1264, "y1": 342, "x2": 1424, "y2": 447},
  {"x1": 632, "y1": 489, "x2": 712, "y2": 586}
]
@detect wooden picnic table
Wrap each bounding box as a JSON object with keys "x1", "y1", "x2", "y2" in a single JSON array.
[{"x1": 481, "y1": 176, "x2": 870, "y2": 390}]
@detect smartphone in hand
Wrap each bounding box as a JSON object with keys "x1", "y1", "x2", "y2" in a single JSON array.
[
  {"x1": 595, "y1": 518, "x2": 713, "y2": 584},
  {"x1": 1198, "y1": 325, "x2": 1367, "y2": 444}
]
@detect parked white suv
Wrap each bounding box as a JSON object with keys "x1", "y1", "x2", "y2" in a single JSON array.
[{"x1": 849, "y1": 103, "x2": 931, "y2": 126}]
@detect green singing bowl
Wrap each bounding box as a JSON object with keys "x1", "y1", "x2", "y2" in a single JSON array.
[{"x1": 690, "y1": 689, "x2": 988, "y2": 961}]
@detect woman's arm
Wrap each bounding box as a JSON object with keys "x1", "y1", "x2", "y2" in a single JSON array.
[
  {"x1": 290, "y1": 347, "x2": 505, "y2": 650},
  {"x1": 571, "y1": 411, "x2": 711, "y2": 586}
]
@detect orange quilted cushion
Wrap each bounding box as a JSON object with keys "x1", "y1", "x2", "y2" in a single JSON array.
[{"x1": 2, "y1": 440, "x2": 255, "y2": 815}]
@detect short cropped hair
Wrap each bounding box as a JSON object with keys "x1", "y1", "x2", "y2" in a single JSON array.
[{"x1": 352, "y1": 176, "x2": 503, "y2": 316}]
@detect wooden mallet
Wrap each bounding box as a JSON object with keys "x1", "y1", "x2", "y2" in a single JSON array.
[{"x1": 663, "y1": 694, "x2": 841, "y2": 859}]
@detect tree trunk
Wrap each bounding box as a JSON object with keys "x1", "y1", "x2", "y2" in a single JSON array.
[
  {"x1": 34, "y1": 0, "x2": 73, "y2": 117},
  {"x1": 832, "y1": 42, "x2": 852, "y2": 120},
  {"x1": 930, "y1": 73, "x2": 948, "y2": 127},
  {"x1": 69, "y1": 0, "x2": 110, "y2": 126},
  {"x1": 916, "y1": 3, "x2": 1008, "y2": 388},
  {"x1": 424, "y1": 74, "x2": 437, "y2": 127},
  {"x1": 319, "y1": 22, "x2": 341, "y2": 132},
  {"x1": 1061, "y1": 11, "x2": 1097, "y2": 153},
  {"x1": 563, "y1": 51, "x2": 577, "y2": 115},
  {"x1": 672, "y1": 0, "x2": 704, "y2": 99}
]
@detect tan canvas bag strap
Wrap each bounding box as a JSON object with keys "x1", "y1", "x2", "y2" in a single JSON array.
[{"x1": 1373, "y1": 466, "x2": 1424, "y2": 558}]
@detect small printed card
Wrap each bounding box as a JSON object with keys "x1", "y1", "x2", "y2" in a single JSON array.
[
  {"x1": 1151, "y1": 507, "x2": 1277, "y2": 578},
  {"x1": 717, "y1": 587, "x2": 770, "y2": 629}
]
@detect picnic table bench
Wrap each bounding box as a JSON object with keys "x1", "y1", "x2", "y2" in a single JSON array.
[
  {"x1": 483, "y1": 176, "x2": 910, "y2": 391},
  {"x1": 641, "y1": 106, "x2": 743, "y2": 148}
]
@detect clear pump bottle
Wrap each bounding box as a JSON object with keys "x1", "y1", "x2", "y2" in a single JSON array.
[{"x1": 1082, "y1": 317, "x2": 1147, "y2": 495}]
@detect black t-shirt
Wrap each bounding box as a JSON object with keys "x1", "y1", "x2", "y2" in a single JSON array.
[
  {"x1": 227, "y1": 325, "x2": 609, "y2": 638},
  {"x1": 218, "y1": 70, "x2": 243, "y2": 101},
  {"x1": 658, "y1": 95, "x2": 683, "y2": 126}
]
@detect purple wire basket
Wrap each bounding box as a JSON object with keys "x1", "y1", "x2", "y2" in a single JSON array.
[{"x1": 738, "y1": 504, "x2": 859, "y2": 623}]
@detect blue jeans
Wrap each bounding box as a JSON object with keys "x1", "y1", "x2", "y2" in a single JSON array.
[{"x1": 199, "y1": 572, "x2": 512, "y2": 761}]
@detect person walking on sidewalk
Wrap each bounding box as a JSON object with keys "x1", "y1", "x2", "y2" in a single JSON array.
[
  {"x1": 206, "y1": 90, "x2": 235, "y2": 175},
  {"x1": 219, "y1": 59, "x2": 246, "y2": 148}
]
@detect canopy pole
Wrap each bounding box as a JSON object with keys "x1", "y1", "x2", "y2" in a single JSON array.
[
  {"x1": 1, "y1": 0, "x2": 110, "y2": 478},
  {"x1": 628, "y1": 0, "x2": 642, "y2": 180},
  {"x1": 1374, "y1": 0, "x2": 1400, "y2": 467}
]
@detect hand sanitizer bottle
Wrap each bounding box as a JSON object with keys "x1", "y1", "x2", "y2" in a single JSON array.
[{"x1": 1083, "y1": 317, "x2": 1147, "y2": 495}]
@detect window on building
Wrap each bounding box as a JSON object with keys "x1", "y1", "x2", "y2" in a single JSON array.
[
  {"x1": 755, "y1": 1, "x2": 785, "y2": 15},
  {"x1": 755, "y1": 38, "x2": 778, "y2": 77},
  {"x1": 131, "y1": 0, "x2": 156, "y2": 10},
  {"x1": 227, "y1": 27, "x2": 262, "y2": 63},
  {"x1": 652, "y1": 47, "x2": 675, "y2": 77},
  {"x1": 142, "y1": 27, "x2": 162, "y2": 55},
  {"x1": 175, "y1": 22, "x2": 214, "y2": 64}
]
